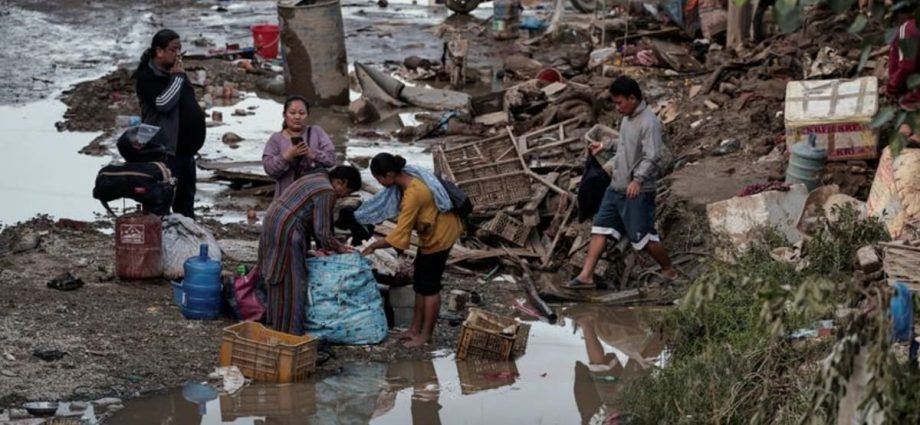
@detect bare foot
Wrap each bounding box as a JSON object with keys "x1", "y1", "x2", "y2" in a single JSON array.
[
  {"x1": 398, "y1": 329, "x2": 419, "y2": 340},
  {"x1": 661, "y1": 269, "x2": 678, "y2": 280},
  {"x1": 402, "y1": 334, "x2": 430, "y2": 348}
]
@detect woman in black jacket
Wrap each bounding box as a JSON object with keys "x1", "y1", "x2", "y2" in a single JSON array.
[{"x1": 135, "y1": 29, "x2": 206, "y2": 219}]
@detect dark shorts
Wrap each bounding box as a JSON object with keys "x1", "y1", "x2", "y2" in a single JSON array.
[
  {"x1": 592, "y1": 188, "x2": 659, "y2": 250},
  {"x1": 413, "y1": 248, "x2": 451, "y2": 296}
]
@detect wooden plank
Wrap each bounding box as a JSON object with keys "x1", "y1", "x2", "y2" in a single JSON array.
[
  {"x1": 522, "y1": 172, "x2": 558, "y2": 227},
  {"x1": 541, "y1": 200, "x2": 574, "y2": 267},
  {"x1": 198, "y1": 160, "x2": 273, "y2": 183},
  {"x1": 506, "y1": 127, "x2": 572, "y2": 198},
  {"x1": 198, "y1": 160, "x2": 263, "y2": 171},
  {"x1": 226, "y1": 184, "x2": 275, "y2": 198},
  {"x1": 526, "y1": 231, "x2": 547, "y2": 259},
  {"x1": 646, "y1": 38, "x2": 704, "y2": 73},
  {"x1": 513, "y1": 255, "x2": 557, "y2": 322},
  {"x1": 372, "y1": 221, "x2": 538, "y2": 264}
]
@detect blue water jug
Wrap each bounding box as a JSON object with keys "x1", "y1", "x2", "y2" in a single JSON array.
[
  {"x1": 181, "y1": 244, "x2": 222, "y2": 320},
  {"x1": 785, "y1": 133, "x2": 827, "y2": 192}
]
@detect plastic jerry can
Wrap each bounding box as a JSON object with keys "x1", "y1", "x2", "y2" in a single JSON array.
[{"x1": 115, "y1": 210, "x2": 162, "y2": 279}]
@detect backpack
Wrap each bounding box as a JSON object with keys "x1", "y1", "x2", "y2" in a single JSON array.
[
  {"x1": 92, "y1": 162, "x2": 175, "y2": 216},
  {"x1": 436, "y1": 176, "x2": 473, "y2": 220}
]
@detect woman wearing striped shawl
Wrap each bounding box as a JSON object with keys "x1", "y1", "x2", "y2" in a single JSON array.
[{"x1": 258, "y1": 166, "x2": 362, "y2": 335}]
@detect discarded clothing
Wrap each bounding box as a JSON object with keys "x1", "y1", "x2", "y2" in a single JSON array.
[{"x1": 353, "y1": 165, "x2": 452, "y2": 225}]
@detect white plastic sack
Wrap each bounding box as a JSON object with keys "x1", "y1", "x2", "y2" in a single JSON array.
[{"x1": 161, "y1": 214, "x2": 221, "y2": 279}]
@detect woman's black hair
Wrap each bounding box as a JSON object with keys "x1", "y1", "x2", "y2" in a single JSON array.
[
  {"x1": 281, "y1": 95, "x2": 310, "y2": 129},
  {"x1": 136, "y1": 29, "x2": 180, "y2": 74},
  {"x1": 329, "y1": 166, "x2": 362, "y2": 191},
  {"x1": 370, "y1": 152, "x2": 407, "y2": 177}
]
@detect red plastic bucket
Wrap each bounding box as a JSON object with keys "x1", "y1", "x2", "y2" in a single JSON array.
[
  {"x1": 252, "y1": 24, "x2": 280, "y2": 59},
  {"x1": 536, "y1": 68, "x2": 563, "y2": 83}
]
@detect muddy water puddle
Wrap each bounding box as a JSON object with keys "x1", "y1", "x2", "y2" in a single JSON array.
[
  {"x1": 1, "y1": 0, "x2": 506, "y2": 225},
  {"x1": 0, "y1": 99, "x2": 111, "y2": 226},
  {"x1": 110, "y1": 307, "x2": 662, "y2": 424}
]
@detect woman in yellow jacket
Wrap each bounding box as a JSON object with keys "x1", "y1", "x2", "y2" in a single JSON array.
[{"x1": 361, "y1": 153, "x2": 463, "y2": 348}]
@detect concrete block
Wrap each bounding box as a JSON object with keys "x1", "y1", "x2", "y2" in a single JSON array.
[{"x1": 707, "y1": 184, "x2": 808, "y2": 258}]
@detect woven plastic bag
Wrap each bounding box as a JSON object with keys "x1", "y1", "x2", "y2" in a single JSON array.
[
  {"x1": 161, "y1": 214, "x2": 221, "y2": 279},
  {"x1": 304, "y1": 253, "x2": 387, "y2": 345}
]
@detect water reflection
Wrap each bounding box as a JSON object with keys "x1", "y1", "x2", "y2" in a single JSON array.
[
  {"x1": 378, "y1": 360, "x2": 443, "y2": 424},
  {"x1": 565, "y1": 306, "x2": 661, "y2": 425},
  {"x1": 112, "y1": 307, "x2": 662, "y2": 425}
]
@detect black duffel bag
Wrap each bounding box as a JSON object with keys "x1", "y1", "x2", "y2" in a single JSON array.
[{"x1": 92, "y1": 162, "x2": 174, "y2": 216}]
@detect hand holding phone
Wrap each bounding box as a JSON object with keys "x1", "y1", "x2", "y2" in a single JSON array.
[{"x1": 282, "y1": 137, "x2": 311, "y2": 161}]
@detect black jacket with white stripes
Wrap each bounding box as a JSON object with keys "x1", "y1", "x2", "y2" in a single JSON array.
[{"x1": 135, "y1": 61, "x2": 205, "y2": 157}]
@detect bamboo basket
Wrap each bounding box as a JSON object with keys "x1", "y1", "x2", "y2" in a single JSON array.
[
  {"x1": 883, "y1": 242, "x2": 920, "y2": 292},
  {"x1": 456, "y1": 359, "x2": 520, "y2": 395},
  {"x1": 458, "y1": 172, "x2": 533, "y2": 211},
  {"x1": 481, "y1": 211, "x2": 531, "y2": 246},
  {"x1": 456, "y1": 308, "x2": 530, "y2": 360}
]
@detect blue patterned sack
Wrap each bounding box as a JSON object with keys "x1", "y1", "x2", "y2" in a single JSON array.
[{"x1": 304, "y1": 253, "x2": 388, "y2": 344}]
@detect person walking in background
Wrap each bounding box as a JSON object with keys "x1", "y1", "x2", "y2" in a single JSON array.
[
  {"x1": 888, "y1": 1, "x2": 920, "y2": 112},
  {"x1": 258, "y1": 166, "x2": 362, "y2": 335},
  {"x1": 135, "y1": 29, "x2": 205, "y2": 219},
  {"x1": 262, "y1": 95, "x2": 336, "y2": 201},
  {"x1": 568, "y1": 76, "x2": 676, "y2": 289},
  {"x1": 359, "y1": 153, "x2": 463, "y2": 348}
]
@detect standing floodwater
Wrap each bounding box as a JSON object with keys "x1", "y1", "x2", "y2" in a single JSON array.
[{"x1": 111, "y1": 307, "x2": 664, "y2": 424}]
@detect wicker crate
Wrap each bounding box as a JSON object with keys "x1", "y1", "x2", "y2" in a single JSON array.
[
  {"x1": 481, "y1": 211, "x2": 531, "y2": 246},
  {"x1": 440, "y1": 134, "x2": 519, "y2": 170},
  {"x1": 451, "y1": 158, "x2": 524, "y2": 182},
  {"x1": 458, "y1": 172, "x2": 532, "y2": 211},
  {"x1": 883, "y1": 242, "x2": 920, "y2": 292},
  {"x1": 456, "y1": 359, "x2": 520, "y2": 395},
  {"x1": 456, "y1": 308, "x2": 530, "y2": 361},
  {"x1": 512, "y1": 321, "x2": 531, "y2": 358},
  {"x1": 518, "y1": 117, "x2": 588, "y2": 167},
  {"x1": 219, "y1": 322, "x2": 318, "y2": 383}
]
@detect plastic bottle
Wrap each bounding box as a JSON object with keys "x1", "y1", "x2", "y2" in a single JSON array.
[{"x1": 115, "y1": 115, "x2": 141, "y2": 128}]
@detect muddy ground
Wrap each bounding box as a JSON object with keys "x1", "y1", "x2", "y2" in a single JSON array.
[
  {"x1": 0, "y1": 0, "x2": 887, "y2": 417},
  {"x1": 0, "y1": 216, "x2": 524, "y2": 410}
]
